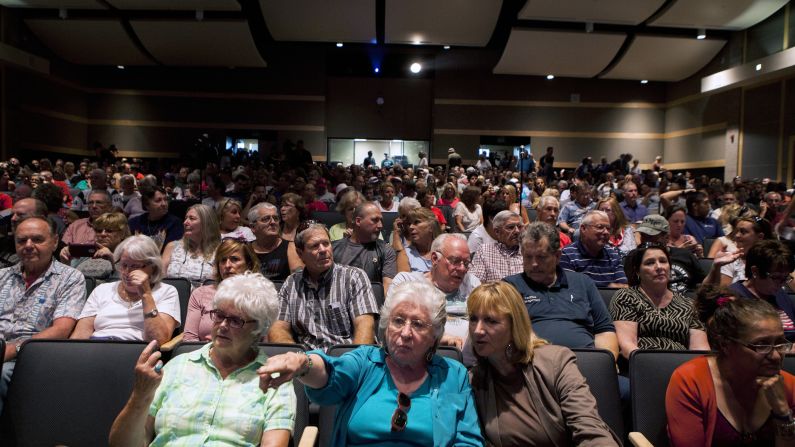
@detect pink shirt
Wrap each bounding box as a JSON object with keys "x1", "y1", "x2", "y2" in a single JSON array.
[
  {"x1": 61, "y1": 218, "x2": 96, "y2": 245},
  {"x1": 183, "y1": 284, "x2": 216, "y2": 342}
]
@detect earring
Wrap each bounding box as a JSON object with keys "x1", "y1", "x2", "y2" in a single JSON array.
[
  {"x1": 505, "y1": 343, "x2": 515, "y2": 360},
  {"x1": 425, "y1": 349, "x2": 434, "y2": 363}
]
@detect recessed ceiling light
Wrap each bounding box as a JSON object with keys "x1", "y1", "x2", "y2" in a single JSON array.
[
  {"x1": 413, "y1": 40, "x2": 422, "y2": 45},
  {"x1": 336, "y1": 42, "x2": 343, "y2": 48},
  {"x1": 696, "y1": 28, "x2": 706, "y2": 40},
  {"x1": 443, "y1": 45, "x2": 450, "y2": 50},
  {"x1": 374, "y1": 67, "x2": 380, "y2": 73},
  {"x1": 640, "y1": 79, "x2": 648, "y2": 84},
  {"x1": 755, "y1": 63, "x2": 762, "y2": 71},
  {"x1": 546, "y1": 74, "x2": 555, "y2": 80},
  {"x1": 410, "y1": 63, "x2": 422, "y2": 74},
  {"x1": 117, "y1": 65, "x2": 125, "y2": 70}
]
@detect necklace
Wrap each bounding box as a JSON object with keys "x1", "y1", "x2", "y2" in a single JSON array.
[{"x1": 117, "y1": 285, "x2": 140, "y2": 309}]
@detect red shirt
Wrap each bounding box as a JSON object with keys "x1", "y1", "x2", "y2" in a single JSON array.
[{"x1": 0, "y1": 193, "x2": 11, "y2": 211}]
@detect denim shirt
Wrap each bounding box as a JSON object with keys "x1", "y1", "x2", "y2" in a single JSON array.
[{"x1": 305, "y1": 346, "x2": 484, "y2": 446}]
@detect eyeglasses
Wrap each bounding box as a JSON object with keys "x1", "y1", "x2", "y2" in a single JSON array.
[
  {"x1": 391, "y1": 392, "x2": 411, "y2": 432},
  {"x1": 208, "y1": 310, "x2": 256, "y2": 329},
  {"x1": 729, "y1": 337, "x2": 792, "y2": 355},
  {"x1": 95, "y1": 227, "x2": 120, "y2": 234},
  {"x1": 763, "y1": 272, "x2": 791, "y2": 282},
  {"x1": 441, "y1": 255, "x2": 471, "y2": 269},
  {"x1": 257, "y1": 215, "x2": 280, "y2": 223},
  {"x1": 118, "y1": 262, "x2": 148, "y2": 271},
  {"x1": 584, "y1": 224, "x2": 610, "y2": 232},
  {"x1": 388, "y1": 316, "x2": 431, "y2": 334}
]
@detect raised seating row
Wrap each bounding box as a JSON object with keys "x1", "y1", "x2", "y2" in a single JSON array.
[{"x1": 1, "y1": 339, "x2": 629, "y2": 447}]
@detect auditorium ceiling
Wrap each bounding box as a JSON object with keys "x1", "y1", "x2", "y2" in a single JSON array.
[{"x1": 0, "y1": 0, "x2": 789, "y2": 82}]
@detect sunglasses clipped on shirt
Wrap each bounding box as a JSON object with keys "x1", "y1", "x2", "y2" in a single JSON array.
[{"x1": 391, "y1": 392, "x2": 411, "y2": 432}]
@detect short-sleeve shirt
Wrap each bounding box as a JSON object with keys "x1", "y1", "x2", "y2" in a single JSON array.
[
  {"x1": 620, "y1": 201, "x2": 648, "y2": 223},
  {"x1": 166, "y1": 243, "x2": 214, "y2": 289},
  {"x1": 720, "y1": 258, "x2": 746, "y2": 284},
  {"x1": 0, "y1": 260, "x2": 86, "y2": 342},
  {"x1": 406, "y1": 244, "x2": 433, "y2": 273},
  {"x1": 277, "y1": 264, "x2": 379, "y2": 350},
  {"x1": 149, "y1": 343, "x2": 295, "y2": 446},
  {"x1": 78, "y1": 281, "x2": 181, "y2": 340},
  {"x1": 683, "y1": 215, "x2": 724, "y2": 244},
  {"x1": 453, "y1": 203, "x2": 482, "y2": 232},
  {"x1": 609, "y1": 287, "x2": 703, "y2": 351},
  {"x1": 557, "y1": 201, "x2": 595, "y2": 231},
  {"x1": 332, "y1": 238, "x2": 397, "y2": 282},
  {"x1": 392, "y1": 271, "x2": 480, "y2": 317},
  {"x1": 503, "y1": 268, "x2": 615, "y2": 349},
  {"x1": 470, "y1": 242, "x2": 523, "y2": 283},
  {"x1": 128, "y1": 213, "x2": 184, "y2": 249},
  {"x1": 559, "y1": 241, "x2": 628, "y2": 287}
]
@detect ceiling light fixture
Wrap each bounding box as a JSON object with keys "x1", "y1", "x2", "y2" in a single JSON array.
[
  {"x1": 410, "y1": 63, "x2": 422, "y2": 74},
  {"x1": 443, "y1": 45, "x2": 450, "y2": 50},
  {"x1": 697, "y1": 28, "x2": 706, "y2": 40},
  {"x1": 336, "y1": 42, "x2": 343, "y2": 48},
  {"x1": 756, "y1": 63, "x2": 762, "y2": 71},
  {"x1": 374, "y1": 67, "x2": 380, "y2": 73},
  {"x1": 640, "y1": 79, "x2": 648, "y2": 84},
  {"x1": 117, "y1": 65, "x2": 125, "y2": 70},
  {"x1": 195, "y1": 9, "x2": 204, "y2": 21},
  {"x1": 546, "y1": 74, "x2": 555, "y2": 80}
]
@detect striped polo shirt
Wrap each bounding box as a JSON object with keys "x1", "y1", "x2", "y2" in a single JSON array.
[{"x1": 559, "y1": 240, "x2": 627, "y2": 288}]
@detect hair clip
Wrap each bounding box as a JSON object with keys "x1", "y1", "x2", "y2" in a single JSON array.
[{"x1": 716, "y1": 296, "x2": 733, "y2": 307}]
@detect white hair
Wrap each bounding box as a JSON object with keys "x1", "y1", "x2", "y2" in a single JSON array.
[
  {"x1": 397, "y1": 197, "x2": 421, "y2": 215},
  {"x1": 380, "y1": 281, "x2": 446, "y2": 345},
  {"x1": 114, "y1": 235, "x2": 165, "y2": 284},
  {"x1": 430, "y1": 233, "x2": 467, "y2": 254},
  {"x1": 492, "y1": 210, "x2": 520, "y2": 230},
  {"x1": 213, "y1": 272, "x2": 279, "y2": 337},
  {"x1": 581, "y1": 210, "x2": 609, "y2": 227},
  {"x1": 537, "y1": 195, "x2": 559, "y2": 209},
  {"x1": 247, "y1": 202, "x2": 278, "y2": 225}
]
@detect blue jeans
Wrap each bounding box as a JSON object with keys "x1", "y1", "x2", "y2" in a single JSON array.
[{"x1": 0, "y1": 360, "x2": 16, "y2": 416}]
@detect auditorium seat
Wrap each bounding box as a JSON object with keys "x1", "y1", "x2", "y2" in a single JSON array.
[
  {"x1": 371, "y1": 282, "x2": 384, "y2": 309},
  {"x1": 173, "y1": 341, "x2": 316, "y2": 447},
  {"x1": 311, "y1": 211, "x2": 345, "y2": 228},
  {"x1": 627, "y1": 350, "x2": 710, "y2": 447},
  {"x1": 318, "y1": 344, "x2": 463, "y2": 447},
  {"x1": 526, "y1": 207, "x2": 538, "y2": 221},
  {"x1": 381, "y1": 212, "x2": 398, "y2": 241},
  {"x1": 571, "y1": 348, "x2": 625, "y2": 440},
  {"x1": 437, "y1": 205, "x2": 455, "y2": 231},
  {"x1": 273, "y1": 280, "x2": 284, "y2": 291},
  {"x1": 697, "y1": 258, "x2": 714, "y2": 274},
  {"x1": 2, "y1": 339, "x2": 147, "y2": 446},
  {"x1": 163, "y1": 277, "x2": 192, "y2": 333},
  {"x1": 702, "y1": 238, "x2": 716, "y2": 256},
  {"x1": 598, "y1": 288, "x2": 620, "y2": 308},
  {"x1": 84, "y1": 276, "x2": 96, "y2": 298}
]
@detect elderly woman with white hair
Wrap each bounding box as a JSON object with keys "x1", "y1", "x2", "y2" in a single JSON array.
[
  {"x1": 70, "y1": 235, "x2": 180, "y2": 344},
  {"x1": 258, "y1": 281, "x2": 484, "y2": 446},
  {"x1": 110, "y1": 272, "x2": 296, "y2": 447}
]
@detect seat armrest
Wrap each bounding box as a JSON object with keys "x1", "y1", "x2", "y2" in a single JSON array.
[
  {"x1": 297, "y1": 425, "x2": 318, "y2": 447},
  {"x1": 160, "y1": 333, "x2": 184, "y2": 351},
  {"x1": 628, "y1": 432, "x2": 654, "y2": 447}
]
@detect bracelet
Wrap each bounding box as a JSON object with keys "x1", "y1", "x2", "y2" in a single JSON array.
[
  {"x1": 776, "y1": 418, "x2": 795, "y2": 438},
  {"x1": 295, "y1": 351, "x2": 313, "y2": 378},
  {"x1": 772, "y1": 410, "x2": 794, "y2": 422}
]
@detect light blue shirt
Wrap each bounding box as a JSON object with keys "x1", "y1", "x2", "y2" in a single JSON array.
[{"x1": 305, "y1": 346, "x2": 483, "y2": 447}]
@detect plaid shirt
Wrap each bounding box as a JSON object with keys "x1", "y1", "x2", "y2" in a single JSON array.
[
  {"x1": 149, "y1": 343, "x2": 296, "y2": 446},
  {"x1": 278, "y1": 263, "x2": 378, "y2": 350},
  {"x1": 0, "y1": 259, "x2": 86, "y2": 342},
  {"x1": 469, "y1": 242, "x2": 524, "y2": 283}
]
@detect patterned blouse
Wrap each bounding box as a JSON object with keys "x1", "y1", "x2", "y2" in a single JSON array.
[
  {"x1": 166, "y1": 242, "x2": 215, "y2": 289},
  {"x1": 609, "y1": 286, "x2": 704, "y2": 351}
]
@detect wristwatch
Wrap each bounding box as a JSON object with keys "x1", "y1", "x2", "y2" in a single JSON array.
[
  {"x1": 774, "y1": 410, "x2": 795, "y2": 438},
  {"x1": 144, "y1": 308, "x2": 159, "y2": 319}
]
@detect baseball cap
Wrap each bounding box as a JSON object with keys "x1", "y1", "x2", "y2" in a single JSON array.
[
  {"x1": 335, "y1": 183, "x2": 349, "y2": 195},
  {"x1": 636, "y1": 215, "x2": 669, "y2": 236}
]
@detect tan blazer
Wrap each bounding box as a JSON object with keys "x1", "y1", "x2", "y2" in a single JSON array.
[{"x1": 470, "y1": 344, "x2": 621, "y2": 447}]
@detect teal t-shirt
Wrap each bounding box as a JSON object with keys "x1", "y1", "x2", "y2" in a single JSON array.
[{"x1": 346, "y1": 372, "x2": 433, "y2": 446}]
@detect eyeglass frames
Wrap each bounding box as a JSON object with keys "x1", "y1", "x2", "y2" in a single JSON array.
[
  {"x1": 729, "y1": 337, "x2": 792, "y2": 355},
  {"x1": 207, "y1": 309, "x2": 256, "y2": 329},
  {"x1": 391, "y1": 392, "x2": 411, "y2": 432}
]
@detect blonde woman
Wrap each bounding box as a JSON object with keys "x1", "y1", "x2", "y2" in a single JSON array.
[
  {"x1": 162, "y1": 204, "x2": 220, "y2": 289},
  {"x1": 468, "y1": 282, "x2": 619, "y2": 445},
  {"x1": 597, "y1": 197, "x2": 637, "y2": 256},
  {"x1": 500, "y1": 184, "x2": 530, "y2": 224},
  {"x1": 216, "y1": 197, "x2": 255, "y2": 242}
]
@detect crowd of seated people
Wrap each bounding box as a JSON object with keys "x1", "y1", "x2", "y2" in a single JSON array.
[{"x1": 0, "y1": 146, "x2": 794, "y2": 444}]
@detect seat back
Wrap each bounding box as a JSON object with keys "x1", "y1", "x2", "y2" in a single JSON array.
[
  {"x1": 273, "y1": 280, "x2": 284, "y2": 292},
  {"x1": 697, "y1": 258, "x2": 714, "y2": 275},
  {"x1": 311, "y1": 211, "x2": 345, "y2": 228},
  {"x1": 629, "y1": 350, "x2": 710, "y2": 447},
  {"x1": 598, "y1": 288, "x2": 619, "y2": 308},
  {"x1": 3, "y1": 340, "x2": 147, "y2": 446},
  {"x1": 172, "y1": 342, "x2": 309, "y2": 447},
  {"x1": 703, "y1": 238, "x2": 716, "y2": 256},
  {"x1": 784, "y1": 354, "x2": 795, "y2": 375},
  {"x1": 437, "y1": 205, "x2": 455, "y2": 231},
  {"x1": 571, "y1": 349, "x2": 625, "y2": 440},
  {"x1": 318, "y1": 344, "x2": 463, "y2": 446},
  {"x1": 381, "y1": 212, "x2": 398, "y2": 241},
  {"x1": 84, "y1": 276, "x2": 96, "y2": 298},
  {"x1": 162, "y1": 277, "x2": 192, "y2": 332},
  {"x1": 526, "y1": 207, "x2": 538, "y2": 221},
  {"x1": 371, "y1": 282, "x2": 385, "y2": 309}
]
